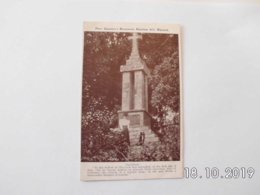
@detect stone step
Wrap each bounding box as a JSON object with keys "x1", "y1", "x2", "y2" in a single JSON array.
[
  {"x1": 127, "y1": 126, "x2": 159, "y2": 146},
  {"x1": 129, "y1": 136, "x2": 158, "y2": 141},
  {"x1": 129, "y1": 129, "x2": 157, "y2": 135},
  {"x1": 129, "y1": 127, "x2": 154, "y2": 131},
  {"x1": 130, "y1": 137, "x2": 158, "y2": 142},
  {"x1": 130, "y1": 126, "x2": 150, "y2": 129},
  {"x1": 129, "y1": 133, "x2": 158, "y2": 138},
  {"x1": 129, "y1": 128, "x2": 150, "y2": 131},
  {"x1": 129, "y1": 136, "x2": 158, "y2": 140},
  {"x1": 129, "y1": 131, "x2": 157, "y2": 136},
  {"x1": 129, "y1": 126, "x2": 149, "y2": 129},
  {"x1": 147, "y1": 138, "x2": 160, "y2": 142},
  {"x1": 130, "y1": 137, "x2": 159, "y2": 143},
  {"x1": 146, "y1": 136, "x2": 159, "y2": 141}
]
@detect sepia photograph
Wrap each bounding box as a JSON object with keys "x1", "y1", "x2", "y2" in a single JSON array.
[{"x1": 81, "y1": 25, "x2": 181, "y2": 163}]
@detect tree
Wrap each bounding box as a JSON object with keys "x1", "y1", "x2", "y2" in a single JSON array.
[{"x1": 150, "y1": 51, "x2": 180, "y2": 128}]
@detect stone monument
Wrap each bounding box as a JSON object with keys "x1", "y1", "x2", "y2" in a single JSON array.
[{"x1": 118, "y1": 33, "x2": 159, "y2": 145}]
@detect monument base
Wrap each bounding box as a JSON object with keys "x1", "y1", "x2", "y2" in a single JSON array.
[{"x1": 118, "y1": 110, "x2": 159, "y2": 145}]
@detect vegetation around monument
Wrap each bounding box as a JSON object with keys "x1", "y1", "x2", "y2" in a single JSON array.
[{"x1": 81, "y1": 32, "x2": 180, "y2": 162}]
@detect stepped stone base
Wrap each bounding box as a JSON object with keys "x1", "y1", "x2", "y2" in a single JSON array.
[{"x1": 128, "y1": 126, "x2": 159, "y2": 146}]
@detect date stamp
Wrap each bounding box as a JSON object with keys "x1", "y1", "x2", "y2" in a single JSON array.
[{"x1": 184, "y1": 167, "x2": 255, "y2": 179}]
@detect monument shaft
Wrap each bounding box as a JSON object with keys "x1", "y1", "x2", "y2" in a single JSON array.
[{"x1": 119, "y1": 33, "x2": 159, "y2": 145}]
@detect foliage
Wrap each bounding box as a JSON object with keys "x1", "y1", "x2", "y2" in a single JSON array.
[
  {"x1": 82, "y1": 128, "x2": 130, "y2": 162},
  {"x1": 150, "y1": 51, "x2": 180, "y2": 130},
  {"x1": 127, "y1": 124, "x2": 180, "y2": 161}
]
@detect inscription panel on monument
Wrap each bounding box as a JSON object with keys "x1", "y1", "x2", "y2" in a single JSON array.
[{"x1": 129, "y1": 114, "x2": 141, "y2": 126}]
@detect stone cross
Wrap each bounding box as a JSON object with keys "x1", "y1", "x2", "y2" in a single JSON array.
[
  {"x1": 128, "y1": 33, "x2": 142, "y2": 57},
  {"x1": 119, "y1": 32, "x2": 159, "y2": 146}
]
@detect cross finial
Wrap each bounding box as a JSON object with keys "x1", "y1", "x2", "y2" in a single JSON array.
[
  {"x1": 128, "y1": 33, "x2": 142, "y2": 58},
  {"x1": 128, "y1": 32, "x2": 142, "y2": 41}
]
